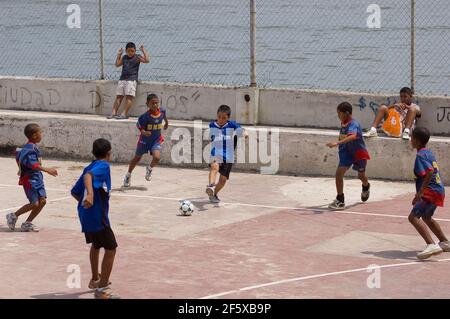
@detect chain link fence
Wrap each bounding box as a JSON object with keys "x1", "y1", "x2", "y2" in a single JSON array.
[{"x1": 0, "y1": 0, "x2": 449, "y2": 95}]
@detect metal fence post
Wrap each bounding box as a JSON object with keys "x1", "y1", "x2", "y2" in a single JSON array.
[
  {"x1": 99, "y1": 0, "x2": 105, "y2": 80},
  {"x1": 410, "y1": 0, "x2": 416, "y2": 93},
  {"x1": 250, "y1": 0, "x2": 257, "y2": 87}
]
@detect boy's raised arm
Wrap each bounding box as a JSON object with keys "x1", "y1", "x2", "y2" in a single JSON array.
[
  {"x1": 139, "y1": 45, "x2": 150, "y2": 63},
  {"x1": 115, "y1": 48, "x2": 123, "y2": 67}
]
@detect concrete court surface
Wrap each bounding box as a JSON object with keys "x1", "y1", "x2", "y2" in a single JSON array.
[{"x1": 0, "y1": 156, "x2": 449, "y2": 299}]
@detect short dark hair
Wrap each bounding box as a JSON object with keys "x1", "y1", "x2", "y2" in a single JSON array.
[
  {"x1": 24, "y1": 123, "x2": 40, "y2": 139},
  {"x1": 126, "y1": 42, "x2": 136, "y2": 50},
  {"x1": 217, "y1": 105, "x2": 231, "y2": 117},
  {"x1": 92, "y1": 138, "x2": 112, "y2": 159},
  {"x1": 412, "y1": 127, "x2": 430, "y2": 147},
  {"x1": 400, "y1": 87, "x2": 413, "y2": 96},
  {"x1": 337, "y1": 102, "x2": 353, "y2": 115},
  {"x1": 147, "y1": 94, "x2": 159, "y2": 103}
]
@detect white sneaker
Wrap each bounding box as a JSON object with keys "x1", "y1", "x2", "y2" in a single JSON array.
[
  {"x1": 402, "y1": 129, "x2": 410, "y2": 140},
  {"x1": 363, "y1": 128, "x2": 378, "y2": 138},
  {"x1": 439, "y1": 241, "x2": 450, "y2": 252},
  {"x1": 21, "y1": 222, "x2": 39, "y2": 232},
  {"x1": 417, "y1": 244, "x2": 443, "y2": 260},
  {"x1": 328, "y1": 199, "x2": 345, "y2": 210},
  {"x1": 123, "y1": 173, "x2": 131, "y2": 187},
  {"x1": 6, "y1": 213, "x2": 18, "y2": 231},
  {"x1": 209, "y1": 194, "x2": 220, "y2": 203},
  {"x1": 145, "y1": 166, "x2": 152, "y2": 181},
  {"x1": 205, "y1": 185, "x2": 215, "y2": 197}
]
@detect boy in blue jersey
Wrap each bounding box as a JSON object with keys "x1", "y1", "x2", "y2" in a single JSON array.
[
  {"x1": 327, "y1": 102, "x2": 371, "y2": 210},
  {"x1": 71, "y1": 138, "x2": 119, "y2": 299},
  {"x1": 206, "y1": 105, "x2": 247, "y2": 203},
  {"x1": 408, "y1": 127, "x2": 450, "y2": 260},
  {"x1": 6, "y1": 124, "x2": 58, "y2": 232},
  {"x1": 123, "y1": 94, "x2": 169, "y2": 187}
]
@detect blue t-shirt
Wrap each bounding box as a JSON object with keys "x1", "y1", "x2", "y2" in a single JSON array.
[
  {"x1": 137, "y1": 108, "x2": 166, "y2": 146},
  {"x1": 16, "y1": 143, "x2": 44, "y2": 189},
  {"x1": 338, "y1": 119, "x2": 370, "y2": 162},
  {"x1": 71, "y1": 160, "x2": 112, "y2": 233},
  {"x1": 209, "y1": 120, "x2": 243, "y2": 163},
  {"x1": 414, "y1": 148, "x2": 445, "y2": 206},
  {"x1": 120, "y1": 54, "x2": 141, "y2": 81}
]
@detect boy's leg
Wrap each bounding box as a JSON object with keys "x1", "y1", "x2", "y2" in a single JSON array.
[
  {"x1": 127, "y1": 155, "x2": 143, "y2": 174},
  {"x1": 25, "y1": 197, "x2": 46, "y2": 223},
  {"x1": 209, "y1": 162, "x2": 219, "y2": 186},
  {"x1": 371, "y1": 105, "x2": 389, "y2": 128},
  {"x1": 110, "y1": 95, "x2": 124, "y2": 117},
  {"x1": 214, "y1": 175, "x2": 228, "y2": 196},
  {"x1": 408, "y1": 213, "x2": 434, "y2": 244},
  {"x1": 403, "y1": 105, "x2": 420, "y2": 132},
  {"x1": 357, "y1": 164, "x2": 370, "y2": 202},
  {"x1": 90, "y1": 245, "x2": 100, "y2": 281},
  {"x1": 335, "y1": 166, "x2": 348, "y2": 198},
  {"x1": 120, "y1": 95, "x2": 134, "y2": 118},
  {"x1": 150, "y1": 150, "x2": 161, "y2": 168},
  {"x1": 422, "y1": 217, "x2": 448, "y2": 243},
  {"x1": 98, "y1": 248, "x2": 116, "y2": 288},
  {"x1": 13, "y1": 203, "x2": 34, "y2": 217}
]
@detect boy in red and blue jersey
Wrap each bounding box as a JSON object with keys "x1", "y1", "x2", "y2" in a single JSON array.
[
  {"x1": 408, "y1": 127, "x2": 449, "y2": 260},
  {"x1": 71, "y1": 138, "x2": 119, "y2": 299},
  {"x1": 123, "y1": 94, "x2": 168, "y2": 187},
  {"x1": 6, "y1": 124, "x2": 58, "y2": 232},
  {"x1": 327, "y1": 102, "x2": 371, "y2": 210}
]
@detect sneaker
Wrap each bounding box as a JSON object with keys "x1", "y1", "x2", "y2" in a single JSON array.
[
  {"x1": 209, "y1": 195, "x2": 220, "y2": 203},
  {"x1": 145, "y1": 166, "x2": 152, "y2": 181},
  {"x1": 361, "y1": 183, "x2": 370, "y2": 202},
  {"x1": 94, "y1": 286, "x2": 120, "y2": 299},
  {"x1": 123, "y1": 173, "x2": 131, "y2": 187},
  {"x1": 402, "y1": 129, "x2": 410, "y2": 140},
  {"x1": 6, "y1": 213, "x2": 18, "y2": 231},
  {"x1": 106, "y1": 115, "x2": 117, "y2": 119},
  {"x1": 21, "y1": 222, "x2": 39, "y2": 232},
  {"x1": 115, "y1": 115, "x2": 129, "y2": 120},
  {"x1": 205, "y1": 185, "x2": 215, "y2": 197},
  {"x1": 363, "y1": 128, "x2": 378, "y2": 138},
  {"x1": 417, "y1": 244, "x2": 443, "y2": 260},
  {"x1": 88, "y1": 274, "x2": 111, "y2": 290},
  {"x1": 328, "y1": 199, "x2": 345, "y2": 210},
  {"x1": 439, "y1": 241, "x2": 450, "y2": 252}
]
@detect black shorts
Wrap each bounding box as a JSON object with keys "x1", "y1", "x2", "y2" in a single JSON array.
[
  {"x1": 85, "y1": 227, "x2": 118, "y2": 250},
  {"x1": 210, "y1": 162, "x2": 233, "y2": 180}
]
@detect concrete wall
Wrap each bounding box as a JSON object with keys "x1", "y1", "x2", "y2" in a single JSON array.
[
  {"x1": 1, "y1": 77, "x2": 449, "y2": 135},
  {"x1": 0, "y1": 76, "x2": 259, "y2": 125},
  {"x1": 1, "y1": 110, "x2": 449, "y2": 185}
]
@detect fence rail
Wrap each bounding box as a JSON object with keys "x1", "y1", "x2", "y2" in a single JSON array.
[{"x1": 0, "y1": 0, "x2": 449, "y2": 96}]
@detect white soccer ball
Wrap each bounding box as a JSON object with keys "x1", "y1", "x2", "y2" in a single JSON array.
[{"x1": 179, "y1": 200, "x2": 194, "y2": 216}]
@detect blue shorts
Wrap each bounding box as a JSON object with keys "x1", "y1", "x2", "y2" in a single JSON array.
[
  {"x1": 411, "y1": 199, "x2": 437, "y2": 218},
  {"x1": 136, "y1": 141, "x2": 162, "y2": 156},
  {"x1": 338, "y1": 153, "x2": 367, "y2": 172},
  {"x1": 23, "y1": 186, "x2": 46, "y2": 204}
]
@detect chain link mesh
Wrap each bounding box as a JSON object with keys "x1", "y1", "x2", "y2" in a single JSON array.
[{"x1": 0, "y1": 0, "x2": 449, "y2": 95}]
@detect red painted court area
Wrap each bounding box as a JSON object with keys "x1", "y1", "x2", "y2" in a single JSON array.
[{"x1": 0, "y1": 157, "x2": 449, "y2": 299}]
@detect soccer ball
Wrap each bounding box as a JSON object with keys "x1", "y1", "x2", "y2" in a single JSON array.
[{"x1": 179, "y1": 200, "x2": 194, "y2": 216}]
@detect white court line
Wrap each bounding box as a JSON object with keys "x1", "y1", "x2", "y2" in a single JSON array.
[
  {"x1": 0, "y1": 196, "x2": 72, "y2": 213},
  {"x1": 200, "y1": 258, "x2": 450, "y2": 299},
  {"x1": 1, "y1": 183, "x2": 449, "y2": 222}
]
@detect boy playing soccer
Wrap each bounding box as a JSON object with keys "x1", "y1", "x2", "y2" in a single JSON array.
[
  {"x1": 71, "y1": 138, "x2": 119, "y2": 299},
  {"x1": 205, "y1": 105, "x2": 247, "y2": 203},
  {"x1": 107, "y1": 42, "x2": 150, "y2": 120},
  {"x1": 327, "y1": 102, "x2": 371, "y2": 210},
  {"x1": 123, "y1": 94, "x2": 168, "y2": 187},
  {"x1": 364, "y1": 87, "x2": 421, "y2": 140},
  {"x1": 408, "y1": 127, "x2": 450, "y2": 260},
  {"x1": 6, "y1": 124, "x2": 58, "y2": 232}
]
